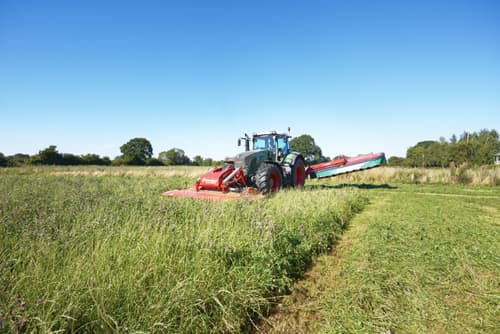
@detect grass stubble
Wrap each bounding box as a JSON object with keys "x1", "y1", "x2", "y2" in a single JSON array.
[{"x1": 265, "y1": 183, "x2": 499, "y2": 334}]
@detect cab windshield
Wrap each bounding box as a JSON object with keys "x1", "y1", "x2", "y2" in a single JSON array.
[{"x1": 253, "y1": 136, "x2": 275, "y2": 152}]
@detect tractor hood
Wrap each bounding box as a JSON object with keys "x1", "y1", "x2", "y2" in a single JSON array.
[{"x1": 233, "y1": 150, "x2": 269, "y2": 177}]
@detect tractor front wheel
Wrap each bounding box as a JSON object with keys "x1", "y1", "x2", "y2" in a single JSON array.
[{"x1": 256, "y1": 163, "x2": 282, "y2": 194}]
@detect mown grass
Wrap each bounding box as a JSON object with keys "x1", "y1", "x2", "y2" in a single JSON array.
[
  {"x1": 0, "y1": 173, "x2": 366, "y2": 333},
  {"x1": 317, "y1": 183, "x2": 499, "y2": 333}
]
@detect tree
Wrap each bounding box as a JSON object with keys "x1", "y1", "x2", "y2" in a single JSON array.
[
  {"x1": 61, "y1": 153, "x2": 83, "y2": 165},
  {"x1": 473, "y1": 129, "x2": 499, "y2": 165},
  {"x1": 0, "y1": 153, "x2": 7, "y2": 167},
  {"x1": 406, "y1": 140, "x2": 446, "y2": 167},
  {"x1": 289, "y1": 134, "x2": 322, "y2": 164},
  {"x1": 405, "y1": 129, "x2": 499, "y2": 167},
  {"x1": 192, "y1": 155, "x2": 203, "y2": 166},
  {"x1": 111, "y1": 155, "x2": 130, "y2": 166},
  {"x1": 146, "y1": 158, "x2": 164, "y2": 166},
  {"x1": 6, "y1": 153, "x2": 30, "y2": 166},
  {"x1": 32, "y1": 145, "x2": 63, "y2": 165},
  {"x1": 112, "y1": 155, "x2": 143, "y2": 166},
  {"x1": 203, "y1": 158, "x2": 214, "y2": 166},
  {"x1": 119, "y1": 138, "x2": 153, "y2": 165},
  {"x1": 388, "y1": 156, "x2": 406, "y2": 166},
  {"x1": 101, "y1": 156, "x2": 112, "y2": 165},
  {"x1": 159, "y1": 148, "x2": 191, "y2": 165},
  {"x1": 406, "y1": 144, "x2": 426, "y2": 167},
  {"x1": 81, "y1": 154, "x2": 111, "y2": 165}
]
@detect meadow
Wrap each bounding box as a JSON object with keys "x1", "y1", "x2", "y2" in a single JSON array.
[
  {"x1": 0, "y1": 168, "x2": 365, "y2": 333},
  {"x1": 2, "y1": 164, "x2": 498, "y2": 185},
  {"x1": 0, "y1": 166, "x2": 498, "y2": 333}
]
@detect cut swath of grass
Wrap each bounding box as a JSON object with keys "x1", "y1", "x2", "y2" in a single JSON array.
[{"x1": 317, "y1": 184, "x2": 499, "y2": 334}]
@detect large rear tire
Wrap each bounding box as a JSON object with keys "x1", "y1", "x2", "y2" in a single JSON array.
[
  {"x1": 291, "y1": 157, "x2": 306, "y2": 187},
  {"x1": 256, "y1": 163, "x2": 282, "y2": 194}
]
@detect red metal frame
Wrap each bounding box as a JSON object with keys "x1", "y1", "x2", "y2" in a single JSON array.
[
  {"x1": 195, "y1": 165, "x2": 247, "y2": 193},
  {"x1": 221, "y1": 168, "x2": 246, "y2": 192}
]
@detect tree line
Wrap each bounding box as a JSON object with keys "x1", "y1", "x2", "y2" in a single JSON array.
[
  {"x1": 0, "y1": 138, "x2": 223, "y2": 167},
  {"x1": 388, "y1": 129, "x2": 499, "y2": 167},
  {"x1": 1, "y1": 129, "x2": 498, "y2": 168}
]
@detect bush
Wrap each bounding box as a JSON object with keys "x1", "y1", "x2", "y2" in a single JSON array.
[
  {"x1": 145, "y1": 158, "x2": 165, "y2": 166},
  {"x1": 453, "y1": 163, "x2": 473, "y2": 184}
]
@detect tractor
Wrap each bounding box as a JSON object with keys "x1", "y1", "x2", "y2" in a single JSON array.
[
  {"x1": 194, "y1": 130, "x2": 306, "y2": 194},
  {"x1": 162, "y1": 130, "x2": 386, "y2": 201}
]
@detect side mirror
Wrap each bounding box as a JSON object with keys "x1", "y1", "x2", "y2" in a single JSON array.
[{"x1": 237, "y1": 139, "x2": 241, "y2": 146}]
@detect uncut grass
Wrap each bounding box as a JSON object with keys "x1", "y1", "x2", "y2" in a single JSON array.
[
  {"x1": 0, "y1": 165, "x2": 208, "y2": 178},
  {"x1": 318, "y1": 185, "x2": 499, "y2": 333},
  {"x1": 0, "y1": 174, "x2": 366, "y2": 333},
  {"x1": 3, "y1": 165, "x2": 498, "y2": 185}
]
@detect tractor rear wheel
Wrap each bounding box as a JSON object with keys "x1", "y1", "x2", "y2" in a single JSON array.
[
  {"x1": 256, "y1": 163, "x2": 282, "y2": 194},
  {"x1": 291, "y1": 157, "x2": 306, "y2": 187}
]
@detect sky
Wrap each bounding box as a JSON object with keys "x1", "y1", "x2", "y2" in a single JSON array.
[{"x1": 1, "y1": 0, "x2": 499, "y2": 160}]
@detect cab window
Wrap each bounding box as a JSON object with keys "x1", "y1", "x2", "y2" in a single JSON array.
[
  {"x1": 253, "y1": 136, "x2": 275, "y2": 152},
  {"x1": 253, "y1": 137, "x2": 267, "y2": 150},
  {"x1": 277, "y1": 137, "x2": 288, "y2": 155}
]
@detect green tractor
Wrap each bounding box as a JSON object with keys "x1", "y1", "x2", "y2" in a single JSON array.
[
  {"x1": 194, "y1": 130, "x2": 306, "y2": 194},
  {"x1": 162, "y1": 130, "x2": 386, "y2": 200}
]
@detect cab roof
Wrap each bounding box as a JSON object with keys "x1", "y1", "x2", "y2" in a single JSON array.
[{"x1": 252, "y1": 131, "x2": 290, "y2": 138}]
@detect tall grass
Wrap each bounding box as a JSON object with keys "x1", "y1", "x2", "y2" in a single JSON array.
[
  {"x1": 3, "y1": 165, "x2": 499, "y2": 185},
  {"x1": 0, "y1": 165, "x2": 208, "y2": 178},
  {"x1": 0, "y1": 174, "x2": 366, "y2": 333}
]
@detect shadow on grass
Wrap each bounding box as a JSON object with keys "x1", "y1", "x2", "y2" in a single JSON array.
[{"x1": 305, "y1": 183, "x2": 397, "y2": 190}]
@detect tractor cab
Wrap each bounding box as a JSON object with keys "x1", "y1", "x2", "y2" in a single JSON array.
[{"x1": 239, "y1": 131, "x2": 290, "y2": 162}]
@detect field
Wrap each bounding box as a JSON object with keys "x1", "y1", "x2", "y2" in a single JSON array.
[
  {"x1": 0, "y1": 166, "x2": 498, "y2": 333},
  {"x1": 257, "y1": 182, "x2": 499, "y2": 333}
]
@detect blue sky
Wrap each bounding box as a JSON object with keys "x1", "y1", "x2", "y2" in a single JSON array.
[{"x1": 1, "y1": 0, "x2": 499, "y2": 160}]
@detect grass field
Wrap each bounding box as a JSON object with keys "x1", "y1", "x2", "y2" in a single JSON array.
[
  {"x1": 0, "y1": 170, "x2": 365, "y2": 333},
  {"x1": 1, "y1": 166, "x2": 498, "y2": 333},
  {"x1": 258, "y1": 182, "x2": 499, "y2": 334},
  {"x1": 317, "y1": 183, "x2": 499, "y2": 333},
  {"x1": 2, "y1": 164, "x2": 498, "y2": 185}
]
